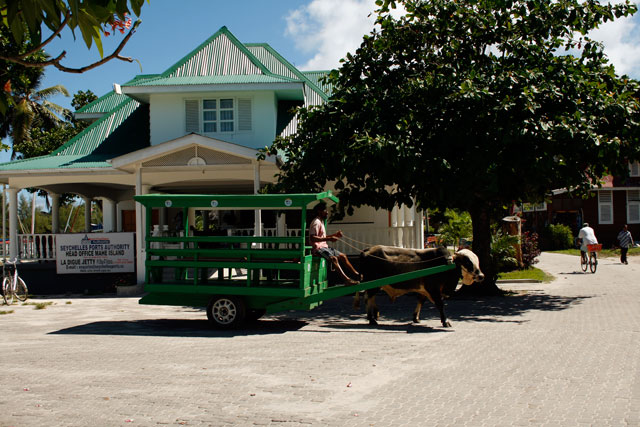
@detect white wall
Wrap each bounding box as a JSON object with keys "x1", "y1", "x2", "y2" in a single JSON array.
[{"x1": 150, "y1": 91, "x2": 276, "y2": 149}]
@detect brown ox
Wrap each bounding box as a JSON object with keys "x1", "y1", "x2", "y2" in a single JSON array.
[{"x1": 355, "y1": 246, "x2": 484, "y2": 327}]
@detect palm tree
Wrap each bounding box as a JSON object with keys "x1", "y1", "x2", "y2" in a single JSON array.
[
  {"x1": 6, "y1": 76, "x2": 70, "y2": 159},
  {"x1": 0, "y1": 26, "x2": 70, "y2": 159}
]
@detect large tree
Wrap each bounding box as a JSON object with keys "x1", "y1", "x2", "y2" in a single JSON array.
[{"x1": 265, "y1": 0, "x2": 640, "y2": 294}]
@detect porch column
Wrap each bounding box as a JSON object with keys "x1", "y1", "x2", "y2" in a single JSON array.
[
  {"x1": 50, "y1": 193, "x2": 60, "y2": 234},
  {"x1": 253, "y1": 161, "x2": 262, "y2": 240},
  {"x1": 8, "y1": 187, "x2": 18, "y2": 260},
  {"x1": 82, "y1": 196, "x2": 91, "y2": 232},
  {"x1": 102, "y1": 198, "x2": 116, "y2": 232},
  {"x1": 135, "y1": 166, "x2": 149, "y2": 284}
]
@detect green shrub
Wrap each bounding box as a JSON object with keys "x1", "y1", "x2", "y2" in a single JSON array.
[
  {"x1": 491, "y1": 232, "x2": 520, "y2": 273},
  {"x1": 545, "y1": 224, "x2": 574, "y2": 250}
]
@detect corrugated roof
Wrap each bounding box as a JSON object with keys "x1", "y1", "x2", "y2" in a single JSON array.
[
  {"x1": 127, "y1": 74, "x2": 299, "y2": 87},
  {"x1": 76, "y1": 75, "x2": 159, "y2": 114},
  {"x1": 303, "y1": 71, "x2": 333, "y2": 96},
  {"x1": 162, "y1": 27, "x2": 269, "y2": 78},
  {"x1": 246, "y1": 44, "x2": 328, "y2": 102},
  {"x1": 0, "y1": 99, "x2": 150, "y2": 172},
  {"x1": 246, "y1": 45, "x2": 300, "y2": 80},
  {"x1": 0, "y1": 154, "x2": 114, "y2": 171}
]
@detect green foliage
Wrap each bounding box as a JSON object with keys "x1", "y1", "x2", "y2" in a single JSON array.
[
  {"x1": 491, "y1": 232, "x2": 520, "y2": 273},
  {"x1": 12, "y1": 90, "x2": 97, "y2": 160},
  {"x1": 264, "y1": 0, "x2": 640, "y2": 293},
  {"x1": 439, "y1": 209, "x2": 472, "y2": 247},
  {"x1": 1, "y1": 0, "x2": 147, "y2": 54},
  {"x1": 0, "y1": 1, "x2": 147, "y2": 113},
  {"x1": 545, "y1": 224, "x2": 574, "y2": 250}
]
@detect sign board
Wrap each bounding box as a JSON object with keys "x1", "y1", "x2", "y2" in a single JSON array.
[{"x1": 56, "y1": 233, "x2": 135, "y2": 274}]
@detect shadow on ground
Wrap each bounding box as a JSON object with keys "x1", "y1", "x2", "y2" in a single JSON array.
[{"x1": 48, "y1": 289, "x2": 590, "y2": 337}]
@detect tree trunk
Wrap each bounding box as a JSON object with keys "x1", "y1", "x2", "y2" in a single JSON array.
[{"x1": 457, "y1": 204, "x2": 503, "y2": 297}]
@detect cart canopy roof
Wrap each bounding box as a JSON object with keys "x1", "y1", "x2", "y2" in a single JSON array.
[{"x1": 134, "y1": 191, "x2": 339, "y2": 209}]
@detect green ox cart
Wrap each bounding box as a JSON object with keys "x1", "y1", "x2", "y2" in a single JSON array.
[{"x1": 134, "y1": 192, "x2": 455, "y2": 328}]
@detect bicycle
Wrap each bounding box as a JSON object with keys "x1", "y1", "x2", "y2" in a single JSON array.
[
  {"x1": 2, "y1": 259, "x2": 28, "y2": 305},
  {"x1": 580, "y1": 243, "x2": 601, "y2": 274}
]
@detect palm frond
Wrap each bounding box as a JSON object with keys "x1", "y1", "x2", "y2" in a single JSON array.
[{"x1": 36, "y1": 85, "x2": 70, "y2": 99}]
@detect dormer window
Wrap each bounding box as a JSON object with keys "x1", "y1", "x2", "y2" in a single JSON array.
[
  {"x1": 185, "y1": 98, "x2": 251, "y2": 134},
  {"x1": 203, "y1": 99, "x2": 234, "y2": 133},
  {"x1": 631, "y1": 161, "x2": 640, "y2": 177}
]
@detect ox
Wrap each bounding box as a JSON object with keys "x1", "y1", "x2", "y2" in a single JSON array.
[{"x1": 355, "y1": 246, "x2": 484, "y2": 327}]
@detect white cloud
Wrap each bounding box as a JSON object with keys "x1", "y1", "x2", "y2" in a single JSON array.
[
  {"x1": 590, "y1": 14, "x2": 640, "y2": 78},
  {"x1": 285, "y1": 0, "x2": 384, "y2": 70}
]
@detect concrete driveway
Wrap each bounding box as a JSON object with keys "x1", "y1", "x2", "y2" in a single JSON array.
[{"x1": 1, "y1": 252, "x2": 639, "y2": 426}]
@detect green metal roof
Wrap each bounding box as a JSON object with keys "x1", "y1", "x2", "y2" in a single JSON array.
[
  {"x1": 76, "y1": 75, "x2": 159, "y2": 114},
  {"x1": 303, "y1": 71, "x2": 333, "y2": 96},
  {"x1": 161, "y1": 26, "x2": 270, "y2": 78},
  {"x1": 0, "y1": 154, "x2": 115, "y2": 171},
  {"x1": 135, "y1": 191, "x2": 339, "y2": 209},
  {"x1": 0, "y1": 99, "x2": 150, "y2": 172},
  {"x1": 126, "y1": 74, "x2": 300, "y2": 87}
]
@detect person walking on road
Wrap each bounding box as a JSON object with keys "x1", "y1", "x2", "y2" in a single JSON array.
[{"x1": 617, "y1": 224, "x2": 634, "y2": 265}]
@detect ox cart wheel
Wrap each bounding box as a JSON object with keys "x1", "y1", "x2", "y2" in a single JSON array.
[{"x1": 207, "y1": 296, "x2": 246, "y2": 329}]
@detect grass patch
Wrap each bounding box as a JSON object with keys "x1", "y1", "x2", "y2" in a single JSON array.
[
  {"x1": 498, "y1": 266, "x2": 554, "y2": 282},
  {"x1": 22, "y1": 301, "x2": 54, "y2": 310},
  {"x1": 0, "y1": 309, "x2": 14, "y2": 315}
]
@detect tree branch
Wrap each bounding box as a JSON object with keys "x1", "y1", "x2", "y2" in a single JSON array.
[
  {"x1": 0, "y1": 20, "x2": 141, "y2": 74},
  {"x1": 15, "y1": 10, "x2": 72, "y2": 59}
]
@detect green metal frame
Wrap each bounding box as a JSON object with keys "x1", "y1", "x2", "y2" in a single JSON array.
[{"x1": 134, "y1": 192, "x2": 456, "y2": 315}]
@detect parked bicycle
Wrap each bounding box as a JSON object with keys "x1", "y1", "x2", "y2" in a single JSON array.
[
  {"x1": 2, "y1": 259, "x2": 28, "y2": 305},
  {"x1": 580, "y1": 243, "x2": 602, "y2": 273}
]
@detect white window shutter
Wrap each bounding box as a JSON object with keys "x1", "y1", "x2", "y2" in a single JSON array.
[
  {"x1": 628, "y1": 190, "x2": 640, "y2": 223},
  {"x1": 629, "y1": 203, "x2": 640, "y2": 223},
  {"x1": 185, "y1": 100, "x2": 200, "y2": 133},
  {"x1": 598, "y1": 190, "x2": 613, "y2": 224},
  {"x1": 238, "y1": 98, "x2": 252, "y2": 131}
]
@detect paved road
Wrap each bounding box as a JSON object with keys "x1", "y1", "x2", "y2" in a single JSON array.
[{"x1": 1, "y1": 252, "x2": 639, "y2": 427}]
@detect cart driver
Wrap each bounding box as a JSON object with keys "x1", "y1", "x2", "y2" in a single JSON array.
[{"x1": 309, "y1": 202, "x2": 361, "y2": 285}]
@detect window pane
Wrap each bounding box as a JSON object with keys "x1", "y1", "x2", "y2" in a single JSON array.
[
  {"x1": 220, "y1": 99, "x2": 233, "y2": 109},
  {"x1": 221, "y1": 122, "x2": 234, "y2": 132},
  {"x1": 203, "y1": 111, "x2": 216, "y2": 121},
  {"x1": 220, "y1": 110, "x2": 233, "y2": 120},
  {"x1": 203, "y1": 100, "x2": 216, "y2": 109},
  {"x1": 204, "y1": 123, "x2": 217, "y2": 132}
]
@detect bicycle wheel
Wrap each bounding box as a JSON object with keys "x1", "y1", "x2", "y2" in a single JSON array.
[
  {"x1": 2, "y1": 276, "x2": 13, "y2": 305},
  {"x1": 15, "y1": 276, "x2": 28, "y2": 301},
  {"x1": 580, "y1": 253, "x2": 588, "y2": 272},
  {"x1": 590, "y1": 254, "x2": 597, "y2": 273}
]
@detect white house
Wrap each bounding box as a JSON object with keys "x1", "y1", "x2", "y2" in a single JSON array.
[{"x1": 0, "y1": 27, "x2": 423, "y2": 287}]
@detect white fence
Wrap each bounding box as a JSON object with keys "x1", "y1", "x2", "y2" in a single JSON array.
[{"x1": 16, "y1": 234, "x2": 57, "y2": 261}]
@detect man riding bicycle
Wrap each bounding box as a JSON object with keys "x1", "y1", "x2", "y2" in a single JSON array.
[{"x1": 578, "y1": 222, "x2": 598, "y2": 261}]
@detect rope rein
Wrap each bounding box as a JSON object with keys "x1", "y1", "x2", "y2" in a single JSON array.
[{"x1": 335, "y1": 233, "x2": 454, "y2": 265}]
